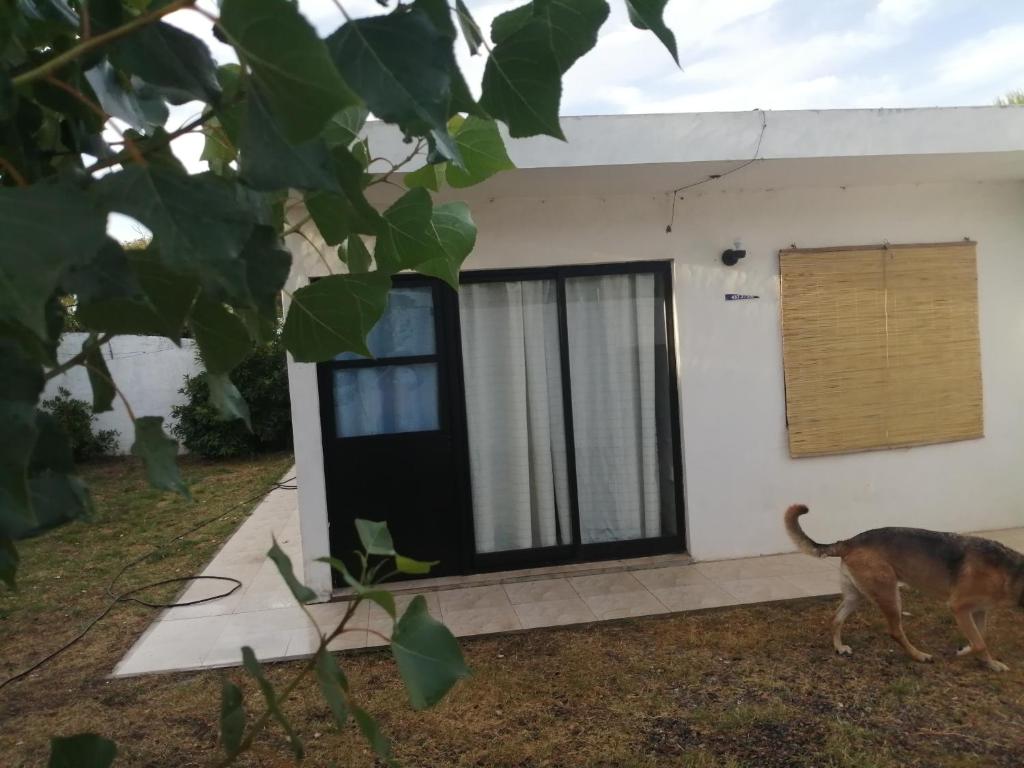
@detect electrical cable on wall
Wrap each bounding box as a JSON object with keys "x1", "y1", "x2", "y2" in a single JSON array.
[
  {"x1": 0, "y1": 476, "x2": 297, "y2": 692},
  {"x1": 665, "y1": 109, "x2": 768, "y2": 233}
]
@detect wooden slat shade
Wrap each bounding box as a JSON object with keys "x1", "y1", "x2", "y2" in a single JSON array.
[{"x1": 780, "y1": 242, "x2": 982, "y2": 458}]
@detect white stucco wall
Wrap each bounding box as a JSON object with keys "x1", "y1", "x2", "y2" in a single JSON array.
[
  {"x1": 437, "y1": 179, "x2": 1024, "y2": 561},
  {"x1": 286, "y1": 111, "x2": 1024, "y2": 589},
  {"x1": 44, "y1": 334, "x2": 201, "y2": 454}
]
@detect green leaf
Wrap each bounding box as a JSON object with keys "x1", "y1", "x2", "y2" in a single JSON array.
[
  {"x1": 62, "y1": 238, "x2": 143, "y2": 307},
  {"x1": 374, "y1": 187, "x2": 433, "y2": 274},
  {"x1": 221, "y1": 0, "x2": 359, "y2": 143},
  {"x1": 446, "y1": 117, "x2": 515, "y2": 188},
  {"x1": 327, "y1": 5, "x2": 460, "y2": 163},
  {"x1": 267, "y1": 537, "x2": 317, "y2": 604},
  {"x1": 48, "y1": 733, "x2": 117, "y2": 768},
  {"x1": 201, "y1": 117, "x2": 235, "y2": 174},
  {"x1": 282, "y1": 272, "x2": 391, "y2": 362},
  {"x1": 130, "y1": 416, "x2": 189, "y2": 498},
  {"x1": 241, "y1": 646, "x2": 304, "y2": 761},
  {"x1": 455, "y1": 0, "x2": 484, "y2": 55},
  {"x1": 219, "y1": 679, "x2": 246, "y2": 758},
  {"x1": 339, "y1": 236, "x2": 372, "y2": 275},
  {"x1": 0, "y1": 181, "x2": 106, "y2": 338},
  {"x1": 76, "y1": 249, "x2": 199, "y2": 343},
  {"x1": 213, "y1": 64, "x2": 246, "y2": 146},
  {"x1": 21, "y1": 0, "x2": 78, "y2": 29},
  {"x1": 206, "y1": 372, "x2": 252, "y2": 429},
  {"x1": 84, "y1": 59, "x2": 168, "y2": 133},
  {"x1": 481, "y1": 0, "x2": 609, "y2": 139},
  {"x1": 239, "y1": 88, "x2": 341, "y2": 192},
  {"x1": 322, "y1": 105, "x2": 369, "y2": 148},
  {"x1": 29, "y1": 410, "x2": 74, "y2": 475},
  {"x1": 351, "y1": 705, "x2": 395, "y2": 767},
  {"x1": 314, "y1": 649, "x2": 350, "y2": 730},
  {"x1": 190, "y1": 296, "x2": 251, "y2": 375},
  {"x1": 625, "y1": 0, "x2": 678, "y2": 64},
  {"x1": 82, "y1": 338, "x2": 114, "y2": 413},
  {"x1": 415, "y1": 201, "x2": 477, "y2": 289},
  {"x1": 95, "y1": 166, "x2": 255, "y2": 300},
  {"x1": 304, "y1": 144, "x2": 383, "y2": 244},
  {"x1": 391, "y1": 595, "x2": 470, "y2": 710},
  {"x1": 86, "y1": 0, "x2": 122, "y2": 35},
  {"x1": 25, "y1": 470, "x2": 94, "y2": 536},
  {"x1": 240, "y1": 225, "x2": 290, "y2": 318},
  {"x1": 355, "y1": 518, "x2": 396, "y2": 556},
  {"x1": 411, "y1": 0, "x2": 483, "y2": 119},
  {"x1": 0, "y1": 536, "x2": 17, "y2": 589},
  {"x1": 404, "y1": 162, "x2": 444, "y2": 191},
  {"x1": 318, "y1": 556, "x2": 397, "y2": 617},
  {"x1": 305, "y1": 192, "x2": 351, "y2": 247},
  {"x1": 0, "y1": 341, "x2": 44, "y2": 542},
  {"x1": 111, "y1": 21, "x2": 222, "y2": 104},
  {"x1": 395, "y1": 555, "x2": 437, "y2": 575}
]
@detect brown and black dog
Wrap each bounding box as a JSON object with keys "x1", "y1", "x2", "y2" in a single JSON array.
[{"x1": 785, "y1": 504, "x2": 1024, "y2": 671}]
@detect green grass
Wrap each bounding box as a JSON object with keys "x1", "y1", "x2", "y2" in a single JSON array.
[{"x1": 2, "y1": 455, "x2": 1023, "y2": 767}]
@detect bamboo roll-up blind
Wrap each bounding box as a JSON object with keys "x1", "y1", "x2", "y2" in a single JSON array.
[{"x1": 779, "y1": 242, "x2": 982, "y2": 458}]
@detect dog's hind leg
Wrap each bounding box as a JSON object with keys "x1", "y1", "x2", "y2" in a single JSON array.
[
  {"x1": 832, "y1": 566, "x2": 861, "y2": 656},
  {"x1": 956, "y1": 609, "x2": 987, "y2": 657},
  {"x1": 953, "y1": 606, "x2": 1008, "y2": 672},
  {"x1": 847, "y1": 558, "x2": 933, "y2": 663}
]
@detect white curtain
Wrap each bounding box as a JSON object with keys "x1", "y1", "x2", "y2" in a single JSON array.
[
  {"x1": 459, "y1": 281, "x2": 572, "y2": 553},
  {"x1": 566, "y1": 273, "x2": 667, "y2": 543}
]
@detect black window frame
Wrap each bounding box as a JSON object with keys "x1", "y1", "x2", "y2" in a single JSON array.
[
  {"x1": 458, "y1": 260, "x2": 687, "y2": 571},
  {"x1": 321, "y1": 276, "x2": 449, "y2": 441}
]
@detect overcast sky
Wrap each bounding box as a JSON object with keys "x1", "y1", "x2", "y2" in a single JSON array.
[
  {"x1": 109, "y1": 0, "x2": 1024, "y2": 240},
  {"x1": 172, "y1": 0, "x2": 1024, "y2": 115}
]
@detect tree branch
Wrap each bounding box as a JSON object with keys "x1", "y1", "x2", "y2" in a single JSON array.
[
  {"x1": 45, "y1": 333, "x2": 113, "y2": 381},
  {"x1": 44, "y1": 75, "x2": 147, "y2": 168},
  {"x1": 12, "y1": 0, "x2": 197, "y2": 88}
]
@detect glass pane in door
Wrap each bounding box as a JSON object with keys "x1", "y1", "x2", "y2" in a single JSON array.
[
  {"x1": 459, "y1": 280, "x2": 572, "y2": 553},
  {"x1": 565, "y1": 273, "x2": 677, "y2": 544}
]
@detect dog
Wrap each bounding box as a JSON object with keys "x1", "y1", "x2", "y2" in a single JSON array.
[{"x1": 785, "y1": 504, "x2": 1024, "y2": 671}]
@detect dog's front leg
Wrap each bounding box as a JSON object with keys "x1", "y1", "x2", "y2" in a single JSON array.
[{"x1": 952, "y1": 606, "x2": 1009, "y2": 672}]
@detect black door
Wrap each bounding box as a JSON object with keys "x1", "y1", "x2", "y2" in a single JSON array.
[{"x1": 317, "y1": 277, "x2": 466, "y2": 584}]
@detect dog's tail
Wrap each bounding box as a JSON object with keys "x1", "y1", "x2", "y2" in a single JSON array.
[{"x1": 785, "y1": 504, "x2": 844, "y2": 558}]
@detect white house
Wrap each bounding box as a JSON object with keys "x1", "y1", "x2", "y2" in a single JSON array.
[{"x1": 285, "y1": 107, "x2": 1024, "y2": 599}]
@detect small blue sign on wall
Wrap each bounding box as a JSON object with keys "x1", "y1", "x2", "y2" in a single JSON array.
[{"x1": 725, "y1": 293, "x2": 760, "y2": 301}]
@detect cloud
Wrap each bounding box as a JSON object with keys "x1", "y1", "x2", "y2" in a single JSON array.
[{"x1": 937, "y1": 23, "x2": 1024, "y2": 87}]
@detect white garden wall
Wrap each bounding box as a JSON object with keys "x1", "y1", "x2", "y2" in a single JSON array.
[{"x1": 44, "y1": 334, "x2": 201, "y2": 454}]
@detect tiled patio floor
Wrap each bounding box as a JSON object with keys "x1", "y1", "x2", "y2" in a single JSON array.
[{"x1": 112, "y1": 469, "x2": 1024, "y2": 677}]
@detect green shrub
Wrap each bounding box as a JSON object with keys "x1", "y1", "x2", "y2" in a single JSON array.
[
  {"x1": 171, "y1": 337, "x2": 292, "y2": 459},
  {"x1": 40, "y1": 387, "x2": 120, "y2": 462}
]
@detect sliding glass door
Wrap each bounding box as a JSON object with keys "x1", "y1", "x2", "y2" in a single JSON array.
[{"x1": 458, "y1": 262, "x2": 683, "y2": 568}]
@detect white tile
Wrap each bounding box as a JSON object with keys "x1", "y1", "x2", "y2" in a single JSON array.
[
  {"x1": 514, "y1": 598, "x2": 596, "y2": 629},
  {"x1": 569, "y1": 572, "x2": 645, "y2": 598},
  {"x1": 443, "y1": 606, "x2": 522, "y2": 636},
  {"x1": 204, "y1": 629, "x2": 292, "y2": 666},
  {"x1": 649, "y1": 583, "x2": 740, "y2": 612},
  {"x1": 504, "y1": 578, "x2": 577, "y2": 605},
  {"x1": 582, "y1": 590, "x2": 668, "y2": 620},
  {"x1": 783, "y1": 572, "x2": 841, "y2": 597},
  {"x1": 718, "y1": 576, "x2": 811, "y2": 604},
  {"x1": 438, "y1": 585, "x2": 512, "y2": 613},
  {"x1": 632, "y1": 565, "x2": 713, "y2": 591}
]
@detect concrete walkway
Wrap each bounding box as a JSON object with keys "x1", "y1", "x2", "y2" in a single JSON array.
[{"x1": 112, "y1": 471, "x2": 1024, "y2": 677}]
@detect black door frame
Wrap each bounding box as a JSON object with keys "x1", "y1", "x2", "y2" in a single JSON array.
[
  {"x1": 315, "y1": 275, "x2": 469, "y2": 584},
  {"x1": 317, "y1": 260, "x2": 687, "y2": 578},
  {"x1": 456, "y1": 259, "x2": 687, "y2": 573}
]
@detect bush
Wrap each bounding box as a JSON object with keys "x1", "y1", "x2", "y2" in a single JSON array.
[
  {"x1": 40, "y1": 387, "x2": 120, "y2": 462},
  {"x1": 171, "y1": 337, "x2": 292, "y2": 459}
]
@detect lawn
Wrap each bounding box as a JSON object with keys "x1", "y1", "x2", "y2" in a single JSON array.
[{"x1": 2, "y1": 456, "x2": 1023, "y2": 767}]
